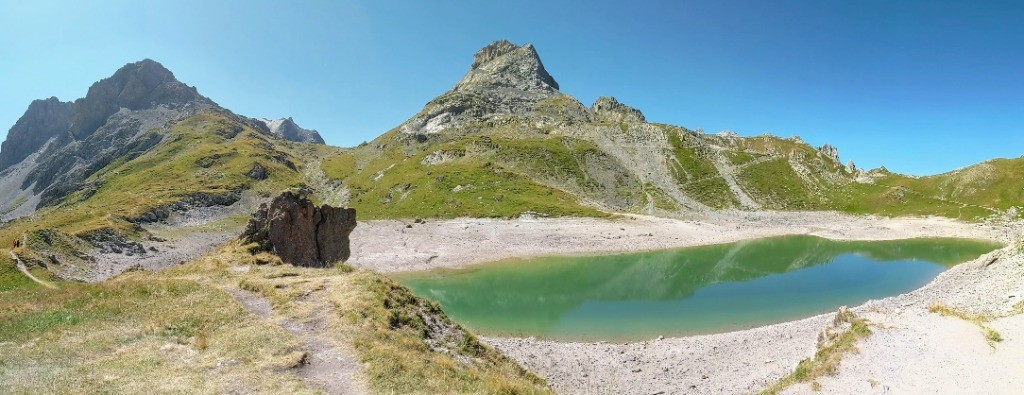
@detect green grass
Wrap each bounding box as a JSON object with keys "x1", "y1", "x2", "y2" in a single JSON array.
[
  {"x1": 349, "y1": 271, "x2": 554, "y2": 394},
  {"x1": 167, "y1": 243, "x2": 556, "y2": 394},
  {"x1": 724, "y1": 150, "x2": 763, "y2": 167},
  {"x1": 0, "y1": 275, "x2": 314, "y2": 394},
  {"x1": 665, "y1": 130, "x2": 738, "y2": 208},
  {"x1": 0, "y1": 111, "x2": 308, "y2": 245},
  {"x1": 322, "y1": 132, "x2": 609, "y2": 219},
  {"x1": 0, "y1": 253, "x2": 36, "y2": 292},
  {"x1": 737, "y1": 158, "x2": 819, "y2": 210},
  {"x1": 870, "y1": 158, "x2": 1024, "y2": 218}
]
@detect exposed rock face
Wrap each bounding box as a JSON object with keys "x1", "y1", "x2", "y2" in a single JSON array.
[
  {"x1": 0, "y1": 97, "x2": 74, "y2": 172},
  {"x1": 400, "y1": 40, "x2": 575, "y2": 135},
  {"x1": 455, "y1": 40, "x2": 559, "y2": 92},
  {"x1": 590, "y1": 97, "x2": 646, "y2": 123},
  {"x1": 241, "y1": 190, "x2": 356, "y2": 267},
  {"x1": 819, "y1": 144, "x2": 840, "y2": 163},
  {"x1": 70, "y1": 59, "x2": 213, "y2": 140},
  {"x1": 257, "y1": 117, "x2": 325, "y2": 144}
]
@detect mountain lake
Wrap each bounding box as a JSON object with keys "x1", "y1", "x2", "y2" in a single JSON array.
[{"x1": 393, "y1": 235, "x2": 1002, "y2": 341}]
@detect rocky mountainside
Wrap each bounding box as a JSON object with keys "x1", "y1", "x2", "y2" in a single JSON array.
[
  {"x1": 0, "y1": 60, "x2": 336, "y2": 280},
  {"x1": 0, "y1": 97, "x2": 74, "y2": 172},
  {"x1": 0, "y1": 60, "x2": 327, "y2": 220},
  {"x1": 321, "y1": 40, "x2": 1022, "y2": 221}
]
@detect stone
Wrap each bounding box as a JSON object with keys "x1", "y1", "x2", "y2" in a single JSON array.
[
  {"x1": 248, "y1": 162, "x2": 268, "y2": 180},
  {"x1": 69, "y1": 59, "x2": 212, "y2": 140},
  {"x1": 240, "y1": 190, "x2": 357, "y2": 267}
]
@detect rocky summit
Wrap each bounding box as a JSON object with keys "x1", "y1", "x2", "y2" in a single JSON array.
[
  {"x1": 400, "y1": 40, "x2": 581, "y2": 134},
  {"x1": 241, "y1": 190, "x2": 357, "y2": 267}
]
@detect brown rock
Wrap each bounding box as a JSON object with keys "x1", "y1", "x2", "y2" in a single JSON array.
[{"x1": 241, "y1": 190, "x2": 356, "y2": 267}]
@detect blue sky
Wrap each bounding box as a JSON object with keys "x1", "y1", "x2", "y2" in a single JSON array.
[{"x1": 1, "y1": 1, "x2": 1022, "y2": 175}]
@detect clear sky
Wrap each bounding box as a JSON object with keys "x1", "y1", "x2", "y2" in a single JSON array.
[{"x1": 1, "y1": 1, "x2": 1022, "y2": 175}]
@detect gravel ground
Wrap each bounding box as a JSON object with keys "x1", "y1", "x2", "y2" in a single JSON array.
[{"x1": 347, "y1": 211, "x2": 1011, "y2": 273}]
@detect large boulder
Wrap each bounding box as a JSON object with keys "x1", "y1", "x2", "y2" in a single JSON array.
[{"x1": 241, "y1": 190, "x2": 356, "y2": 267}]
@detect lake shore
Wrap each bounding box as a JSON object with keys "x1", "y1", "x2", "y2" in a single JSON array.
[
  {"x1": 348, "y1": 211, "x2": 1013, "y2": 274},
  {"x1": 348, "y1": 212, "x2": 1024, "y2": 394}
]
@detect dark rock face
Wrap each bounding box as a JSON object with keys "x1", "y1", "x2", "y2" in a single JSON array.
[
  {"x1": 131, "y1": 191, "x2": 242, "y2": 223},
  {"x1": 0, "y1": 97, "x2": 74, "y2": 171},
  {"x1": 241, "y1": 190, "x2": 356, "y2": 267},
  {"x1": 70, "y1": 59, "x2": 212, "y2": 140},
  {"x1": 81, "y1": 228, "x2": 148, "y2": 256}
]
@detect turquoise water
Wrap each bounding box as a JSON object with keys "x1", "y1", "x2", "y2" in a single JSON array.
[{"x1": 394, "y1": 236, "x2": 1001, "y2": 341}]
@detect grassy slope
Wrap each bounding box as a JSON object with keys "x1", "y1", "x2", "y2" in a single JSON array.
[
  {"x1": 0, "y1": 244, "x2": 553, "y2": 395},
  {"x1": 875, "y1": 157, "x2": 1024, "y2": 212},
  {"x1": 0, "y1": 112, "x2": 308, "y2": 244},
  {"x1": 0, "y1": 272, "x2": 315, "y2": 393},
  {"x1": 323, "y1": 130, "x2": 607, "y2": 219},
  {"x1": 321, "y1": 122, "x2": 1019, "y2": 221},
  {"x1": 665, "y1": 131, "x2": 738, "y2": 209}
]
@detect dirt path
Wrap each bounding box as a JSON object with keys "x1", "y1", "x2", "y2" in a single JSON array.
[
  {"x1": 227, "y1": 288, "x2": 369, "y2": 395},
  {"x1": 8, "y1": 250, "x2": 56, "y2": 289}
]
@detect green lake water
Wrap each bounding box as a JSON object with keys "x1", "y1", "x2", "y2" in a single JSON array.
[{"x1": 394, "y1": 236, "x2": 1001, "y2": 341}]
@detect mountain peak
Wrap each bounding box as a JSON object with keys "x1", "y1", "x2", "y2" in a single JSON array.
[
  {"x1": 70, "y1": 59, "x2": 212, "y2": 139},
  {"x1": 400, "y1": 41, "x2": 569, "y2": 134},
  {"x1": 455, "y1": 40, "x2": 559, "y2": 92}
]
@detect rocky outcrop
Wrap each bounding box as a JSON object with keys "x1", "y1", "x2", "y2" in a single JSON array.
[
  {"x1": 257, "y1": 117, "x2": 325, "y2": 144},
  {"x1": 819, "y1": 144, "x2": 840, "y2": 163},
  {"x1": 0, "y1": 97, "x2": 74, "y2": 172},
  {"x1": 241, "y1": 190, "x2": 356, "y2": 267},
  {"x1": 131, "y1": 191, "x2": 242, "y2": 223},
  {"x1": 590, "y1": 97, "x2": 646, "y2": 124}
]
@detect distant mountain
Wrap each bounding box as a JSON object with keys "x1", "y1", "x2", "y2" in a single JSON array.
[
  {"x1": 321, "y1": 40, "x2": 1022, "y2": 221},
  {"x1": 0, "y1": 59, "x2": 325, "y2": 216},
  {"x1": 258, "y1": 117, "x2": 325, "y2": 144},
  {"x1": 0, "y1": 60, "x2": 332, "y2": 280}
]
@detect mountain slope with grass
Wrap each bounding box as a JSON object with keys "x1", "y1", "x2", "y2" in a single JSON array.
[
  {"x1": 319, "y1": 40, "x2": 1022, "y2": 221},
  {"x1": 0, "y1": 60, "x2": 345, "y2": 280}
]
